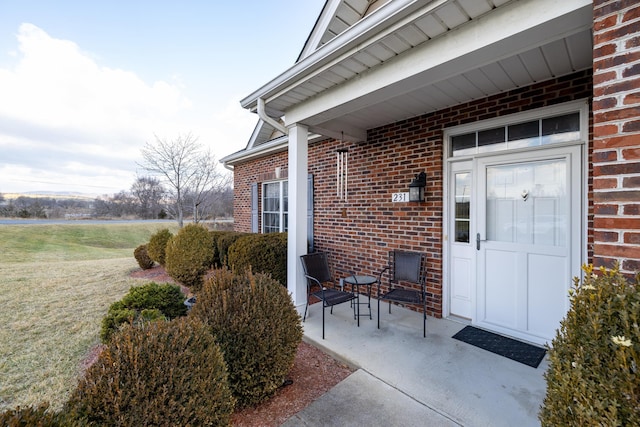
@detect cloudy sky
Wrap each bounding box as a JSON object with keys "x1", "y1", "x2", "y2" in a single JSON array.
[{"x1": 0, "y1": 1, "x2": 323, "y2": 195}]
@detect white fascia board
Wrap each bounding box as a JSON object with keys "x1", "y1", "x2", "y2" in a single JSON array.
[
  {"x1": 246, "y1": 120, "x2": 265, "y2": 150},
  {"x1": 240, "y1": 0, "x2": 431, "y2": 111},
  {"x1": 220, "y1": 136, "x2": 289, "y2": 166},
  {"x1": 285, "y1": 0, "x2": 593, "y2": 126},
  {"x1": 219, "y1": 133, "x2": 326, "y2": 166},
  {"x1": 298, "y1": 0, "x2": 340, "y2": 61}
]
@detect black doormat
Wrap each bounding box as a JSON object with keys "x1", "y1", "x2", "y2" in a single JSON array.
[{"x1": 452, "y1": 326, "x2": 547, "y2": 368}]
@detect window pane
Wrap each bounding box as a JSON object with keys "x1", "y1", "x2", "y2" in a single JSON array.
[
  {"x1": 265, "y1": 182, "x2": 279, "y2": 198},
  {"x1": 542, "y1": 113, "x2": 580, "y2": 135},
  {"x1": 542, "y1": 113, "x2": 580, "y2": 144},
  {"x1": 508, "y1": 121, "x2": 539, "y2": 141},
  {"x1": 508, "y1": 120, "x2": 539, "y2": 148},
  {"x1": 478, "y1": 127, "x2": 505, "y2": 146},
  {"x1": 486, "y1": 160, "x2": 567, "y2": 246},
  {"x1": 283, "y1": 181, "x2": 288, "y2": 213},
  {"x1": 455, "y1": 221, "x2": 470, "y2": 243},
  {"x1": 264, "y1": 198, "x2": 278, "y2": 211},
  {"x1": 454, "y1": 172, "x2": 471, "y2": 243},
  {"x1": 263, "y1": 182, "x2": 280, "y2": 212},
  {"x1": 452, "y1": 133, "x2": 476, "y2": 156},
  {"x1": 263, "y1": 213, "x2": 279, "y2": 233},
  {"x1": 478, "y1": 127, "x2": 506, "y2": 153}
]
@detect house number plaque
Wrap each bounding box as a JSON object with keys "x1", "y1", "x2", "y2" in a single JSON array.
[{"x1": 392, "y1": 192, "x2": 409, "y2": 202}]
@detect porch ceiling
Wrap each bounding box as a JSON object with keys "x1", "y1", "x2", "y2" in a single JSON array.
[
  {"x1": 243, "y1": 0, "x2": 594, "y2": 143},
  {"x1": 310, "y1": 27, "x2": 593, "y2": 141}
]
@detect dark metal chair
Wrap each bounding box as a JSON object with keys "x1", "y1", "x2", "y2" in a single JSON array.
[
  {"x1": 300, "y1": 252, "x2": 356, "y2": 339},
  {"x1": 377, "y1": 250, "x2": 427, "y2": 337}
]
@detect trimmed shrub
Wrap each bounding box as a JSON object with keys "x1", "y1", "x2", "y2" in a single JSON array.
[
  {"x1": 0, "y1": 402, "x2": 62, "y2": 426},
  {"x1": 216, "y1": 231, "x2": 249, "y2": 268},
  {"x1": 191, "y1": 269, "x2": 303, "y2": 407},
  {"x1": 540, "y1": 264, "x2": 640, "y2": 426},
  {"x1": 133, "y1": 244, "x2": 154, "y2": 270},
  {"x1": 209, "y1": 230, "x2": 230, "y2": 268},
  {"x1": 65, "y1": 317, "x2": 235, "y2": 426},
  {"x1": 147, "y1": 228, "x2": 173, "y2": 266},
  {"x1": 165, "y1": 224, "x2": 214, "y2": 291},
  {"x1": 100, "y1": 282, "x2": 187, "y2": 343},
  {"x1": 227, "y1": 233, "x2": 287, "y2": 286}
]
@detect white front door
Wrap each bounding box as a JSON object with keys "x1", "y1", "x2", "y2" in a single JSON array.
[{"x1": 475, "y1": 146, "x2": 582, "y2": 345}]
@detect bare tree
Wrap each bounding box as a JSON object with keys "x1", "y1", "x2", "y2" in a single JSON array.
[
  {"x1": 187, "y1": 151, "x2": 233, "y2": 223},
  {"x1": 131, "y1": 176, "x2": 165, "y2": 219},
  {"x1": 138, "y1": 133, "x2": 227, "y2": 227}
]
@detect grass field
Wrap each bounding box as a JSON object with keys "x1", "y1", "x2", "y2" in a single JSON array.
[{"x1": 0, "y1": 222, "x2": 179, "y2": 412}]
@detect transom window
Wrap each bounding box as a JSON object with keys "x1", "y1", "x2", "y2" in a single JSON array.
[
  {"x1": 262, "y1": 181, "x2": 288, "y2": 233},
  {"x1": 451, "y1": 112, "x2": 580, "y2": 157}
]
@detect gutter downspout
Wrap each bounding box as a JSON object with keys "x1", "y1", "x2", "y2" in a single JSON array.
[{"x1": 257, "y1": 98, "x2": 289, "y2": 136}]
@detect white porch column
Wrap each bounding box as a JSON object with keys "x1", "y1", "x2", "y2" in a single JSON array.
[{"x1": 287, "y1": 123, "x2": 309, "y2": 313}]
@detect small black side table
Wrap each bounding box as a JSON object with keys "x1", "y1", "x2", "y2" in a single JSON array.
[{"x1": 343, "y1": 275, "x2": 377, "y2": 326}]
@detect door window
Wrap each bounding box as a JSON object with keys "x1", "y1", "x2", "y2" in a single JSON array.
[
  {"x1": 485, "y1": 159, "x2": 567, "y2": 246},
  {"x1": 454, "y1": 172, "x2": 471, "y2": 243}
]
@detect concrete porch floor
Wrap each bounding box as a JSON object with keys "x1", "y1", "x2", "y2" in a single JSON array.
[{"x1": 282, "y1": 297, "x2": 548, "y2": 426}]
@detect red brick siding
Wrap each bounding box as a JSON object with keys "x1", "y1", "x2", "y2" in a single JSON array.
[
  {"x1": 233, "y1": 70, "x2": 593, "y2": 318},
  {"x1": 233, "y1": 150, "x2": 288, "y2": 233},
  {"x1": 593, "y1": 0, "x2": 640, "y2": 276}
]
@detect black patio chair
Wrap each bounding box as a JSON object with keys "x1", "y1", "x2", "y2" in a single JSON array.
[
  {"x1": 300, "y1": 252, "x2": 357, "y2": 339},
  {"x1": 377, "y1": 250, "x2": 427, "y2": 337}
]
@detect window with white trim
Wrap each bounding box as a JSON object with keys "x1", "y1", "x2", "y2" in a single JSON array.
[
  {"x1": 262, "y1": 180, "x2": 288, "y2": 233},
  {"x1": 450, "y1": 112, "x2": 581, "y2": 157}
]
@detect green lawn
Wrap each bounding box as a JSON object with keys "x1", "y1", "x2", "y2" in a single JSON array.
[{"x1": 0, "y1": 222, "x2": 179, "y2": 412}]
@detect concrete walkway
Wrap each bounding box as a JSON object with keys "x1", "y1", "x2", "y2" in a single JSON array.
[{"x1": 282, "y1": 298, "x2": 548, "y2": 426}]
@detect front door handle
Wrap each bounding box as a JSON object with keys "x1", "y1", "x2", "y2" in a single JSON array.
[{"x1": 476, "y1": 233, "x2": 482, "y2": 250}]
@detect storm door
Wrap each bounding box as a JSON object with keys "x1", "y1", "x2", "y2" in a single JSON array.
[{"x1": 475, "y1": 146, "x2": 581, "y2": 344}]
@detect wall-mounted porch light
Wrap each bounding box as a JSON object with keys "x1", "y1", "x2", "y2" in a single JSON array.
[{"x1": 408, "y1": 172, "x2": 427, "y2": 202}]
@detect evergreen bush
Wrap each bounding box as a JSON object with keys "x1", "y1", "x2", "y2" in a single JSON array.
[
  {"x1": 100, "y1": 282, "x2": 187, "y2": 343},
  {"x1": 133, "y1": 244, "x2": 154, "y2": 270},
  {"x1": 540, "y1": 264, "x2": 640, "y2": 426},
  {"x1": 0, "y1": 402, "x2": 62, "y2": 426},
  {"x1": 146, "y1": 228, "x2": 173, "y2": 266},
  {"x1": 227, "y1": 233, "x2": 287, "y2": 286},
  {"x1": 216, "y1": 231, "x2": 249, "y2": 268},
  {"x1": 65, "y1": 317, "x2": 235, "y2": 426},
  {"x1": 209, "y1": 230, "x2": 230, "y2": 268},
  {"x1": 164, "y1": 224, "x2": 214, "y2": 291},
  {"x1": 190, "y1": 269, "x2": 302, "y2": 407}
]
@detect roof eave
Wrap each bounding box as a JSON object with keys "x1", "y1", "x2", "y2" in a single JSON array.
[
  {"x1": 240, "y1": 0, "x2": 440, "y2": 113},
  {"x1": 220, "y1": 133, "x2": 327, "y2": 167}
]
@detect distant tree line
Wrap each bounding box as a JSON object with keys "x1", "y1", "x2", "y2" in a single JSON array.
[
  {"x1": 0, "y1": 194, "x2": 92, "y2": 219},
  {"x1": 93, "y1": 175, "x2": 233, "y2": 221},
  {"x1": 0, "y1": 176, "x2": 233, "y2": 221}
]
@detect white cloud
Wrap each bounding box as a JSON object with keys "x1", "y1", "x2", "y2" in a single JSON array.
[
  {"x1": 0, "y1": 24, "x2": 200, "y2": 194},
  {"x1": 202, "y1": 97, "x2": 257, "y2": 158}
]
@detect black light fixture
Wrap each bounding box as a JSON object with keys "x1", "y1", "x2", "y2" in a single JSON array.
[{"x1": 409, "y1": 172, "x2": 427, "y2": 202}]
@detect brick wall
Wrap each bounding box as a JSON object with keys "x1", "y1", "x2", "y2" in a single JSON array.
[
  {"x1": 232, "y1": 150, "x2": 288, "y2": 232},
  {"x1": 233, "y1": 70, "x2": 593, "y2": 317},
  {"x1": 593, "y1": 0, "x2": 640, "y2": 276}
]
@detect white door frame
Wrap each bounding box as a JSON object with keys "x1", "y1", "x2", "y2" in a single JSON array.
[{"x1": 442, "y1": 100, "x2": 589, "y2": 343}]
